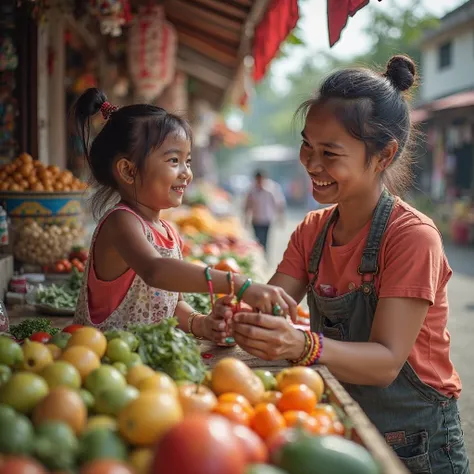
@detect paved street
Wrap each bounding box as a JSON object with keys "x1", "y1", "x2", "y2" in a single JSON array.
[{"x1": 265, "y1": 207, "x2": 474, "y2": 462}]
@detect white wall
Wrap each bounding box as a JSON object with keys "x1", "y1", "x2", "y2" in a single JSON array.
[{"x1": 420, "y1": 26, "x2": 474, "y2": 103}]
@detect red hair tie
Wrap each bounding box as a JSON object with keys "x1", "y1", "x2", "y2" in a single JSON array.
[{"x1": 100, "y1": 101, "x2": 119, "y2": 120}]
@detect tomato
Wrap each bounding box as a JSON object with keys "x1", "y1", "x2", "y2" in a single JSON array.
[
  {"x1": 55, "y1": 263, "x2": 65, "y2": 273},
  {"x1": 202, "y1": 243, "x2": 221, "y2": 257},
  {"x1": 62, "y1": 324, "x2": 83, "y2": 334},
  {"x1": 0, "y1": 457, "x2": 47, "y2": 474},
  {"x1": 62, "y1": 260, "x2": 72, "y2": 272},
  {"x1": 213, "y1": 402, "x2": 250, "y2": 426},
  {"x1": 29, "y1": 332, "x2": 52, "y2": 343},
  {"x1": 277, "y1": 384, "x2": 317, "y2": 414},
  {"x1": 266, "y1": 428, "x2": 303, "y2": 465},
  {"x1": 282, "y1": 411, "x2": 319, "y2": 434},
  {"x1": 214, "y1": 257, "x2": 241, "y2": 273},
  {"x1": 231, "y1": 424, "x2": 268, "y2": 464},
  {"x1": 80, "y1": 459, "x2": 134, "y2": 474},
  {"x1": 250, "y1": 403, "x2": 286, "y2": 441},
  {"x1": 152, "y1": 414, "x2": 246, "y2": 474}
]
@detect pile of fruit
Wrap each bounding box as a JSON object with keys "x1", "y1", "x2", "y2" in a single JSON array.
[
  {"x1": 0, "y1": 153, "x2": 87, "y2": 193},
  {"x1": 43, "y1": 247, "x2": 89, "y2": 274},
  {"x1": 0, "y1": 323, "x2": 382, "y2": 474}
]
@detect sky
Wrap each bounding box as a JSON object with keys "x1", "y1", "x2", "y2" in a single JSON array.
[{"x1": 271, "y1": 0, "x2": 468, "y2": 90}]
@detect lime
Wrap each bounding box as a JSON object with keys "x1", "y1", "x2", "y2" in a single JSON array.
[
  {"x1": 246, "y1": 465, "x2": 288, "y2": 474},
  {"x1": 0, "y1": 372, "x2": 49, "y2": 414},
  {"x1": 50, "y1": 332, "x2": 71, "y2": 350},
  {"x1": 126, "y1": 353, "x2": 142, "y2": 368},
  {"x1": 85, "y1": 365, "x2": 126, "y2": 397},
  {"x1": 35, "y1": 421, "x2": 78, "y2": 471},
  {"x1": 0, "y1": 403, "x2": 17, "y2": 422},
  {"x1": 105, "y1": 330, "x2": 139, "y2": 352},
  {"x1": 0, "y1": 364, "x2": 12, "y2": 386},
  {"x1": 106, "y1": 339, "x2": 132, "y2": 364},
  {"x1": 85, "y1": 415, "x2": 118, "y2": 434},
  {"x1": 0, "y1": 411, "x2": 35, "y2": 455},
  {"x1": 78, "y1": 428, "x2": 127, "y2": 464},
  {"x1": 0, "y1": 336, "x2": 23, "y2": 367},
  {"x1": 254, "y1": 370, "x2": 277, "y2": 391},
  {"x1": 41, "y1": 361, "x2": 81, "y2": 389},
  {"x1": 113, "y1": 362, "x2": 127, "y2": 376},
  {"x1": 94, "y1": 385, "x2": 139, "y2": 416},
  {"x1": 78, "y1": 389, "x2": 95, "y2": 410}
]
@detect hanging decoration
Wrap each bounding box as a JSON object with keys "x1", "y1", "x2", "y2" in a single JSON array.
[
  {"x1": 16, "y1": 0, "x2": 75, "y2": 22},
  {"x1": 88, "y1": 0, "x2": 132, "y2": 37},
  {"x1": 128, "y1": 5, "x2": 177, "y2": 102}
]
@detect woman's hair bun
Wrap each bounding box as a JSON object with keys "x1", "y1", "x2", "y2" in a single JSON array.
[
  {"x1": 384, "y1": 55, "x2": 416, "y2": 92},
  {"x1": 74, "y1": 88, "x2": 108, "y2": 120}
]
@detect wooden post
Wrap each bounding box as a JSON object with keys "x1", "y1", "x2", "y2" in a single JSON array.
[{"x1": 47, "y1": 8, "x2": 66, "y2": 169}]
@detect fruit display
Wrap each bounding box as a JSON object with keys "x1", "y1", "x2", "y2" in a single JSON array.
[
  {"x1": 0, "y1": 321, "x2": 389, "y2": 474},
  {"x1": 0, "y1": 153, "x2": 87, "y2": 193},
  {"x1": 13, "y1": 220, "x2": 83, "y2": 266}
]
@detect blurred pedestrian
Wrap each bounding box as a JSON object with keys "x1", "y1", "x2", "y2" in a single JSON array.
[{"x1": 244, "y1": 171, "x2": 286, "y2": 253}]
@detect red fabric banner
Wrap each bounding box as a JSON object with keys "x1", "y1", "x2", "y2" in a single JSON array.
[
  {"x1": 327, "y1": 0, "x2": 371, "y2": 47},
  {"x1": 252, "y1": 0, "x2": 299, "y2": 82}
]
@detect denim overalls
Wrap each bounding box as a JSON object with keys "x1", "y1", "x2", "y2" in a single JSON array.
[{"x1": 307, "y1": 190, "x2": 470, "y2": 473}]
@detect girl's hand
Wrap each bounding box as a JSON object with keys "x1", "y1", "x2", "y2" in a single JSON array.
[
  {"x1": 229, "y1": 311, "x2": 306, "y2": 361},
  {"x1": 240, "y1": 282, "x2": 298, "y2": 322}
]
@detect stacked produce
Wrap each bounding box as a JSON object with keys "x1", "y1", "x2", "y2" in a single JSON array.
[
  {"x1": 0, "y1": 321, "x2": 381, "y2": 474},
  {"x1": 0, "y1": 153, "x2": 87, "y2": 193}
]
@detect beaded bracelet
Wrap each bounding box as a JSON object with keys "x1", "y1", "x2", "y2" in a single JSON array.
[
  {"x1": 204, "y1": 266, "x2": 215, "y2": 312},
  {"x1": 227, "y1": 271, "x2": 235, "y2": 297},
  {"x1": 289, "y1": 330, "x2": 323, "y2": 366},
  {"x1": 188, "y1": 311, "x2": 204, "y2": 340},
  {"x1": 236, "y1": 278, "x2": 252, "y2": 302}
]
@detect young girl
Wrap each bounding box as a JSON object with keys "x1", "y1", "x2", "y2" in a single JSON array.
[
  {"x1": 70, "y1": 88, "x2": 297, "y2": 340},
  {"x1": 216, "y1": 56, "x2": 470, "y2": 472}
]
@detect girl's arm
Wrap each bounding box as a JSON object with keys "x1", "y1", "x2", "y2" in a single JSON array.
[{"x1": 106, "y1": 211, "x2": 297, "y2": 319}]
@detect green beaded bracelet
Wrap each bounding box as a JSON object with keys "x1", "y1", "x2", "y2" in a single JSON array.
[{"x1": 236, "y1": 278, "x2": 252, "y2": 302}]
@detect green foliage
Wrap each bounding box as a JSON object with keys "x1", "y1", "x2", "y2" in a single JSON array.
[{"x1": 240, "y1": 2, "x2": 440, "y2": 147}]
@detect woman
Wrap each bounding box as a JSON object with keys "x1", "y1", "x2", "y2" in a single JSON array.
[{"x1": 217, "y1": 55, "x2": 469, "y2": 473}]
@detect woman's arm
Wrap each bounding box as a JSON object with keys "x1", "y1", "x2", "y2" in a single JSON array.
[
  {"x1": 268, "y1": 273, "x2": 308, "y2": 305},
  {"x1": 318, "y1": 297, "x2": 429, "y2": 386},
  {"x1": 232, "y1": 296, "x2": 429, "y2": 386}
]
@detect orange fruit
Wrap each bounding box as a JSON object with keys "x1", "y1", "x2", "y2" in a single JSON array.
[
  {"x1": 66, "y1": 328, "x2": 107, "y2": 358},
  {"x1": 137, "y1": 372, "x2": 178, "y2": 397},
  {"x1": 218, "y1": 393, "x2": 254, "y2": 417},
  {"x1": 126, "y1": 365, "x2": 155, "y2": 388},
  {"x1": 260, "y1": 391, "x2": 282, "y2": 406},
  {"x1": 118, "y1": 392, "x2": 183, "y2": 446},
  {"x1": 276, "y1": 367, "x2": 324, "y2": 402},
  {"x1": 61, "y1": 346, "x2": 100, "y2": 381},
  {"x1": 312, "y1": 403, "x2": 339, "y2": 421},
  {"x1": 277, "y1": 384, "x2": 317, "y2": 414},
  {"x1": 32, "y1": 386, "x2": 87, "y2": 435},
  {"x1": 282, "y1": 410, "x2": 319, "y2": 433},
  {"x1": 213, "y1": 402, "x2": 250, "y2": 426},
  {"x1": 331, "y1": 420, "x2": 346, "y2": 436},
  {"x1": 251, "y1": 403, "x2": 286, "y2": 440}
]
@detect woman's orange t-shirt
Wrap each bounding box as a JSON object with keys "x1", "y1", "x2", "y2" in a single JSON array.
[
  {"x1": 277, "y1": 198, "x2": 461, "y2": 398},
  {"x1": 88, "y1": 217, "x2": 183, "y2": 325}
]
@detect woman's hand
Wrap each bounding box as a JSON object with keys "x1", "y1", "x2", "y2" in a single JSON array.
[
  {"x1": 239, "y1": 282, "x2": 298, "y2": 322},
  {"x1": 229, "y1": 311, "x2": 306, "y2": 361}
]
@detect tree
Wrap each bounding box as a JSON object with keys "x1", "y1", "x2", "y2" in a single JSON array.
[{"x1": 239, "y1": 2, "x2": 439, "y2": 147}]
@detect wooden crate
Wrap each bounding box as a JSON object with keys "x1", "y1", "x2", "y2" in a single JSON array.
[{"x1": 200, "y1": 343, "x2": 409, "y2": 474}]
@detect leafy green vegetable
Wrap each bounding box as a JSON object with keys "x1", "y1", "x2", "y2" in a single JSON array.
[
  {"x1": 35, "y1": 269, "x2": 83, "y2": 310},
  {"x1": 9, "y1": 318, "x2": 60, "y2": 341},
  {"x1": 183, "y1": 293, "x2": 211, "y2": 316},
  {"x1": 130, "y1": 318, "x2": 207, "y2": 384}
]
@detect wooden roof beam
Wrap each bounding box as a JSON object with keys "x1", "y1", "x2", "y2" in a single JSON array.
[
  {"x1": 190, "y1": 0, "x2": 249, "y2": 21},
  {"x1": 177, "y1": 58, "x2": 230, "y2": 90}
]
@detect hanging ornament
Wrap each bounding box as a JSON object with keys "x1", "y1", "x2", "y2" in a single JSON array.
[
  {"x1": 128, "y1": 5, "x2": 177, "y2": 102},
  {"x1": 89, "y1": 0, "x2": 132, "y2": 37},
  {"x1": 0, "y1": 36, "x2": 18, "y2": 72}
]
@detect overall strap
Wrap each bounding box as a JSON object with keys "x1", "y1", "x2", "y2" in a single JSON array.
[
  {"x1": 308, "y1": 208, "x2": 339, "y2": 279},
  {"x1": 358, "y1": 189, "x2": 396, "y2": 275}
]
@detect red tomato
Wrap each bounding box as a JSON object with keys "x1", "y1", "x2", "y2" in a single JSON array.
[
  {"x1": 29, "y1": 332, "x2": 52, "y2": 343},
  {"x1": 232, "y1": 424, "x2": 268, "y2": 464},
  {"x1": 62, "y1": 260, "x2": 72, "y2": 272},
  {"x1": 0, "y1": 457, "x2": 47, "y2": 474},
  {"x1": 62, "y1": 324, "x2": 83, "y2": 334},
  {"x1": 152, "y1": 414, "x2": 246, "y2": 474},
  {"x1": 55, "y1": 262, "x2": 65, "y2": 273},
  {"x1": 266, "y1": 428, "x2": 303, "y2": 465}
]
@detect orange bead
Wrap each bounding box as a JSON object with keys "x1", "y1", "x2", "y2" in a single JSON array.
[
  {"x1": 251, "y1": 403, "x2": 286, "y2": 440},
  {"x1": 277, "y1": 384, "x2": 317, "y2": 414}
]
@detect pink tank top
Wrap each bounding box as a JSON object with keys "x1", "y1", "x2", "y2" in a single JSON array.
[{"x1": 74, "y1": 204, "x2": 183, "y2": 330}]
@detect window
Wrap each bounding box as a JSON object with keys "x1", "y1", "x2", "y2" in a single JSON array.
[{"x1": 438, "y1": 42, "x2": 452, "y2": 69}]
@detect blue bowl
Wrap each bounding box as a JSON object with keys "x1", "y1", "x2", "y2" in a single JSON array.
[{"x1": 0, "y1": 191, "x2": 85, "y2": 227}]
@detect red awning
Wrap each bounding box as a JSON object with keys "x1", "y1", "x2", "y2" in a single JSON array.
[
  {"x1": 327, "y1": 0, "x2": 371, "y2": 47},
  {"x1": 252, "y1": 0, "x2": 299, "y2": 82}
]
